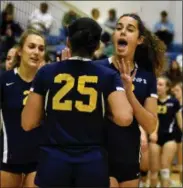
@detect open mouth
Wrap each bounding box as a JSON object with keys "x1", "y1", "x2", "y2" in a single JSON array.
[{"x1": 118, "y1": 39, "x2": 128, "y2": 47}]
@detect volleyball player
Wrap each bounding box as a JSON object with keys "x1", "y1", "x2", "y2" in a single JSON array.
[
  {"x1": 139, "y1": 126, "x2": 149, "y2": 188},
  {"x1": 94, "y1": 13, "x2": 166, "y2": 187},
  {"x1": 0, "y1": 29, "x2": 46, "y2": 187},
  {"x1": 171, "y1": 82, "x2": 183, "y2": 186},
  {"x1": 5, "y1": 46, "x2": 18, "y2": 71},
  {"x1": 149, "y1": 76, "x2": 182, "y2": 187},
  {"x1": 21, "y1": 17, "x2": 133, "y2": 187}
]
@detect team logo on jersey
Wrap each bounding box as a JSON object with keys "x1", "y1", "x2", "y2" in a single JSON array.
[
  {"x1": 133, "y1": 77, "x2": 147, "y2": 84},
  {"x1": 6, "y1": 82, "x2": 14, "y2": 86},
  {"x1": 158, "y1": 105, "x2": 167, "y2": 114}
]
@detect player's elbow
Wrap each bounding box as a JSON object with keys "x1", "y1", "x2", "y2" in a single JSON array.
[
  {"x1": 21, "y1": 117, "x2": 32, "y2": 131},
  {"x1": 114, "y1": 110, "x2": 133, "y2": 127},
  {"x1": 21, "y1": 121, "x2": 31, "y2": 131}
]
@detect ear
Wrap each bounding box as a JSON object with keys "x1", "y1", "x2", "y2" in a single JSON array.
[
  {"x1": 17, "y1": 47, "x2": 22, "y2": 57},
  {"x1": 137, "y1": 35, "x2": 144, "y2": 45},
  {"x1": 95, "y1": 41, "x2": 101, "y2": 51}
]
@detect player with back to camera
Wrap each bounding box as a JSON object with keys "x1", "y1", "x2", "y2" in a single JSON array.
[{"x1": 21, "y1": 17, "x2": 133, "y2": 187}]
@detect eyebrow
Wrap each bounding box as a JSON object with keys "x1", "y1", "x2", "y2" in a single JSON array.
[
  {"x1": 116, "y1": 23, "x2": 136, "y2": 29},
  {"x1": 28, "y1": 43, "x2": 45, "y2": 47}
]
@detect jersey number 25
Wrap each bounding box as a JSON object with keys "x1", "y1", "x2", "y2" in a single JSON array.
[{"x1": 52, "y1": 74, "x2": 98, "y2": 113}]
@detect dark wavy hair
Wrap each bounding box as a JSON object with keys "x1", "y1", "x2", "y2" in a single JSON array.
[{"x1": 118, "y1": 13, "x2": 167, "y2": 76}]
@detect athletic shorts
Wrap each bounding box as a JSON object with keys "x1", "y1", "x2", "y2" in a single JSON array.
[
  {"x1": 0, "y1": 162, "x2": 37, "y2": 174},
  {"x1": 174, "y1": 128, "x2": 182, "y2": 143},
  {"x1": 109, "y1": 161, "x2": 140, "y2": 183},
  {"x1": 35, "y1": 149, "x2": 109, "y2": 187},
  {"x1": 157, "y1": 133, "x2": 176, "y2": 146}
]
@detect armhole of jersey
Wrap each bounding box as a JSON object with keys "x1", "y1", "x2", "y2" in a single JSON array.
[
  {"x1": 44, "y1": 89, "x2": 50, "y2": 113},
  {"x1": 101, "y1": 92, "x2": 105, "y2": 118},
  {"x1": 0, "y1": 110, "x2": 8, "y2": 163}
]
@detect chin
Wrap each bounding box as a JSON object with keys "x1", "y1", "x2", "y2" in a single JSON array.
[
  {"x1": 29, "y1": 63, "x2": 40, "y2": 69},
  {"x1": 116, "y1": 51, "x2": 128, "y2": 58}
]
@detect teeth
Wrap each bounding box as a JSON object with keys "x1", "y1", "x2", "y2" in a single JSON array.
[{"x1": 118, "y1": 44, "x2": 126, "y2": 47}]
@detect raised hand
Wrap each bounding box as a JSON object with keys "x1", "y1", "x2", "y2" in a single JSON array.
[
  {"x1": 56, "y1": 48, "x2": 71, "y2": 62},
  {"x1": 116, "y1": 58, "x2": 137, "y2": 91}
]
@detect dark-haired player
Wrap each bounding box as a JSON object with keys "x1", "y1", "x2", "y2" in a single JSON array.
[
  {"x1": 22, "y1": 17, "x2": 133, "y2": 187},
  {"x1": 95, "y1": 13, "x2": 166, "y2": 187}
]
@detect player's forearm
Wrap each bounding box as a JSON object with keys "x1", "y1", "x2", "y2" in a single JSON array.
[
  {"x1": 176, "y1": 111, "x2": 183, "y2": 132},
  {"x1": 126, "y1": 89, "x2": 157, "y2": 134}
]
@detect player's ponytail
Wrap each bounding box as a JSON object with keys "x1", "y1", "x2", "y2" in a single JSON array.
[{"x1": 68, "y1": 17, "x2": 102, "y2": 57}]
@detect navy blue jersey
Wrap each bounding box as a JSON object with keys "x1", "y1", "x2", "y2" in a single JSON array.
[
  {"x1": 31, "y1": 59, "x2": 123, "y2": 161},
  {"x1": 158, "y1": 96, "x2": 181, "y2": 134},
  {"x1": 0, "y1": 68, "x2": 44, "y2": 164},
  {"x1": 95, "y1": 57, "x2": 157, "y2": 163},
  {"x1": 173, "y1": 105, "x2": 182, "y2": 132}
]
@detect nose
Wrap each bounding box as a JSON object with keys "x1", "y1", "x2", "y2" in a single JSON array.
[
  {"x1": 34, "y1": 47, "x2": 39, "y2": 54},
  {"x1": 120, "y1": 28, "x2": 126, "y2": 36}
]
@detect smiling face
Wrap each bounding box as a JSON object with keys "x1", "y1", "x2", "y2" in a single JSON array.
[
  {"x1": 112, "y1": 16, "x2": 144, "y2": 59},
  {"x1": 157, "y1": 77, "x2": 169, "y2": 96},
  {"x1": 18, "y1": 34, "x2": 45, "y2": 69}
]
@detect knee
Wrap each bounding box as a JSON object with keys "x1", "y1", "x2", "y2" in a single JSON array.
[
  {"x1": 150, "y1": 164, "x2": 159, "y2": 173},
  {"x1": 160, "y1": 168, "x2": 170, "y2": 180}
]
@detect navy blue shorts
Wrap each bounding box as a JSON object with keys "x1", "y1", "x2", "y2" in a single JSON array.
[
  {"x1": 0, "y1": 162, "x2": 37, "y2": 174},
  {"x1": 109, "y1": 161, "x2": 140, "y2": 183},
  {"x1": 35, "y1": 149, "x2": 109, "y2": 187},
  {"x1": 174, "y1": 128, "x2": 182, "y2": 143},
  {"x1": 157, "y1": 133, "x2": 176, "y2": 146}
]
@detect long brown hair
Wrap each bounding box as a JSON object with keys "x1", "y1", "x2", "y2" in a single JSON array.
[{"x1": 118, "y1": 13, "x2": 167, "y2": 77}]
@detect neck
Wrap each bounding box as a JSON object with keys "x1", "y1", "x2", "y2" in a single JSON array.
[
  {"x1": 178, "y1": 97, "x2": 182, "y2": 105},
  {"x1": 159, "y1": 94, "x2": 168, "y2": 101},
  {"x1": 113, "y1": 55, "x2": 135, "y2": 71},
  {"x1": 72, "y1": 52, "x2": 91, "y2": 59},
  {"x1": 18, "y1": 64, "x2": 37, "y2": 82}
]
